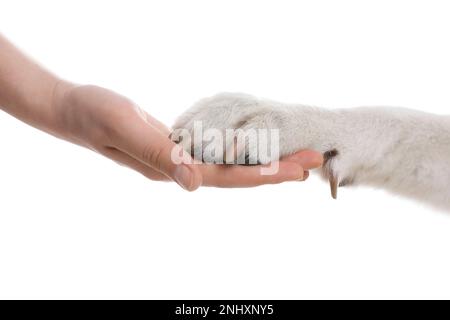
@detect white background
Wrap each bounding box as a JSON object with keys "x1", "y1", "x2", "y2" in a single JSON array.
[{"x1": 1, "y1": 0, "x2": 450, "y2": 299}]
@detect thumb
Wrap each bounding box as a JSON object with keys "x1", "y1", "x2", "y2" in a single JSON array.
[
  {"x1": 168, "y1": 144, "x2": 204, "y2": 191},
  {"x1": 114, "y1": 119, "x2": 203, "y2": 191}
]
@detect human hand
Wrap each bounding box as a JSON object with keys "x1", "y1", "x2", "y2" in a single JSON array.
[{"x1": 52, "y1": 83, "x2": 323, "y2": 190}]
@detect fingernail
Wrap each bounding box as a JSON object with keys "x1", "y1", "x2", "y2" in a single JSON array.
[
  {"x1": 174, "y1": 165, "x2": 193, "y2": 191},
  {"x1": 302, "y1": 171, "x2": 309, "y2": 181}
]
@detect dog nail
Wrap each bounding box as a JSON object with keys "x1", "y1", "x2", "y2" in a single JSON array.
[{"x1": 329, "y1": 175, "x2": 338, "y2": 199}]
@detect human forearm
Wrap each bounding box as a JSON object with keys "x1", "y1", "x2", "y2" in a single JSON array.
[{"x1": 0, "y1": 34, "x2": 70, "y2": 135}]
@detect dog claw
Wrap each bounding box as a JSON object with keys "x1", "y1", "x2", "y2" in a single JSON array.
[
  {"x1": 329, "y1": 175, "x2": 338, "y2": 199},
  {"x1": 323, "y1": 149, "x2": 339, "y2": 199}
]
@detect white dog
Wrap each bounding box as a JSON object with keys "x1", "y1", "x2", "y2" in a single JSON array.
[{"x1": 172, "y1": 93, "x2": 450, "y2": 210}]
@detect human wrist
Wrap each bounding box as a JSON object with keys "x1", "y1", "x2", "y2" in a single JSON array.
[{"x1": 48, "y1": 78, "x2": 78, "y2": 138}]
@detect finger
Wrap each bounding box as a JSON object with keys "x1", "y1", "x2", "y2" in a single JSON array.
[
  {"x1": 100, "y1": 146, "x2": 170, "y2": 181},
  {"x1": 113, "y1": 116, "x2": 202, "y2": 191},
  {"x1": 282, "y1": 149, "x2": 324, "y2": 170},
  {"x1": 199, "y1": 160, "x2": 305, "y2": 188}
]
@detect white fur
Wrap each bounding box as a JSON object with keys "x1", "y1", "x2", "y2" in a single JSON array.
[{"x1": 173, "y1": 93, "x2": 450, "y2": 210}]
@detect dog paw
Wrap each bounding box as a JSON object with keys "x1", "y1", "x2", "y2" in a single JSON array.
[
  {"x1": 171, "y1": 93, "x2": 289, "y2": 165},
  {"x1": 172, "y1": 93, "x2": 370, "y2": 198}
]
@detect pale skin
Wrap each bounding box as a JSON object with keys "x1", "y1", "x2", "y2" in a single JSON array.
[{"x1": 0, "y1": 34, "x2": 323, "y2": 190}]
